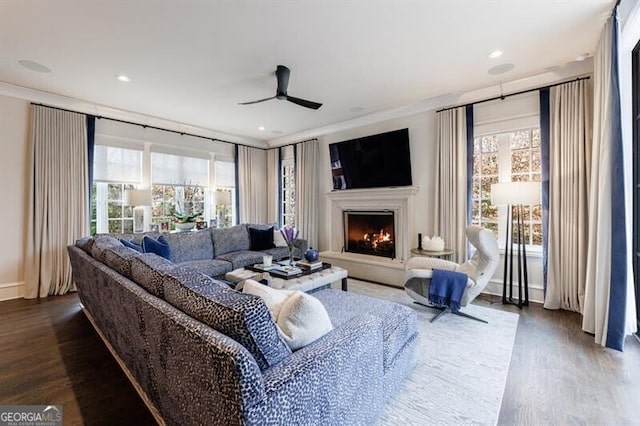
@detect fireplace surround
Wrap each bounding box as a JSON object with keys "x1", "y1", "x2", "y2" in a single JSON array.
[{"x1": 321, "y1": 186, "x2": 419, "y2": 286}]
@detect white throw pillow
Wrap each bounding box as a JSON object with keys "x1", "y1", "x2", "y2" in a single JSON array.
[
  {"x1": 276, "y1": 291, "x2": 333, "y2": 351},
  {"x1": 273, "y1": 230, "x2": 288, "y2": 247},
  {"x1": 242, "y1": 279, "x2": 294, "y2": 320}
]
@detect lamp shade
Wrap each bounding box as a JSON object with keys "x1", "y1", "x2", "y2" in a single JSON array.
[
  {"x1": 213, "y1": 191, "x2": 232, "y2": 205},
  {"x1": 124, "y1": 189, "x2": 153, "y2": 206},
  {"x1": 491, "y1": 182, "x2": 541, "y2": 206}
]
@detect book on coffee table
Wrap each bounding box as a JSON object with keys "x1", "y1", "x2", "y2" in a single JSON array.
[
  {"x1": 297, "y1": 260, "x2": 323, "y2": 270},
  {"x1": 270, "y1": 265, "x2": 303, "y2": 277},
  {"x1": 251, "y1": 263, "x2": 276, "y2": 271}
]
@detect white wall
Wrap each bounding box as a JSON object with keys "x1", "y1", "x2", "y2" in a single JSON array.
[
  {"x1": 313, "y1": 92, "x2": 548, "y2": 300},
  {"x1": 0, "y1": 94, "x2": 29, "y2": 300},
  {"x1": 316, "y1": 110, "x2": 438, "y2": 256}
]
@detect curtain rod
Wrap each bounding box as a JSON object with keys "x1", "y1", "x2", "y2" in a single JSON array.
[
  {"x1": 31, "y1": 102, "x2": 279, "y2": 151},
  {"x1": 275, "y1": 138, "x2": 319, "y2": 149},
  {"x1": 436, "y1": 76, "x2": 591, "y2": 114}
]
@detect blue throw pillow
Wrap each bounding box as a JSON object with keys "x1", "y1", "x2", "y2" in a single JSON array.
[
  {"x1": 142, "y1": 235, "x2": 172, "y2": 261},
  {"x1": 249, "y1": 226, "x2": 275, "y2": 251},
  {"x1": 120, "y1": 239, "x2": 143, "y2": 253}
]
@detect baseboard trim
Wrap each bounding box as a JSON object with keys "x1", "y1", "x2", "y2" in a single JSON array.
[
  {"x1": 81, "y1": 306, "x2": 165, "y2": 425},
  {"x1": 0, "y1": 281, "x2": 24, "y2": 301},
  {"x1": 483, "y1": 279, "x2": 544, "y2": 304}
]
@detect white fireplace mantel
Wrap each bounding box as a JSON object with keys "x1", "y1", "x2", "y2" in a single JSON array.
[{"x1": 322, "y1": 186, "x2": 419, "y2": 286}]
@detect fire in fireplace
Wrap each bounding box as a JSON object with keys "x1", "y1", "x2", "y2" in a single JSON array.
[{"x1": 343, "y1": 210, "x2": 395, "y2": 258}]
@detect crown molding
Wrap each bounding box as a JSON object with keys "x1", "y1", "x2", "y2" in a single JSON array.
[
  {"x1": 267, "y1": 59, "x2": 593, "y2": 147},
  {"x1": 0, "y1": 81, "x2": 267, "y2": 148}
]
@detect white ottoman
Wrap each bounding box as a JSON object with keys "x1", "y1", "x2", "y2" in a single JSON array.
[{"x1": 225, "y1": 266, "x2": 348, "y2": 293}]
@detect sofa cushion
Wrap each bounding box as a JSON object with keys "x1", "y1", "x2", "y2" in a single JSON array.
[
  {"x1": 163, "y1": 271, "x2": 291, "y2": 370},
  {"x1": 178, "y1": 259, "x2": 233, "y2": 278},
  {"x1": 75, "y1": 237, "x2": 94, "y2": 254},
  {"x1": 91, "y1": 235, "x2": 124, "y2": 262},
  {"x1": 215, "y1": 251, "x2": 265, "y2": 269},
  {"x1": 313, "y1": 289, "x2": 417, "y2": 370},
  {"x1": 120, "y1": 239, "x2": 143, "y2": 252},
  {"x1": 273, "y1": 229, "x2": 288, "y2": 247},
  {"x1": 243, "y1": 280, "x2": 333, "y2": 351},
  {"x1": 162, "y1": 230, "x2": 214, "y2": 263},
  {"x1": 142, "y1": 235, "x2": 172, "y2": 260},
  {"x1": 102, "y1": 246, "x2": 140, "y2": 278},
  {"x1": 210, "y1": 224, "x2": 250, "y2": 256},
  {"x1": 277, "y1": 291, "x2": 333, "y2": 351},
  {"x1": 131, "y1": 253, "x2": 178, "y2": 298},
  {"x1": 248, "y1": 226, "x2": 275, "y2": 251},
  {"x1": 242, "y1": 279, "x2": 293, "y2": 319}
]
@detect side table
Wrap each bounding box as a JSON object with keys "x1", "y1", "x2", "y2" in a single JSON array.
[{"x1": 410, "y1": 248, "x2": 454, "y2": 260}]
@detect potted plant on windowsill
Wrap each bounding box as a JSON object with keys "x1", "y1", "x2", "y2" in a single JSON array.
[{"x1": 173, "y1": 211, "x2": 200, "y2": 231}]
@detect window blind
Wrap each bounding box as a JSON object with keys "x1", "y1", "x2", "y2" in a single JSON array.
[
  {"x1": 93, "y1": 145, "x2": 142, "y2": 183},
  {"x1": 151, "y1": 152, "x2": 209, "y2": 186},
  {"x1": 215, "y1": 161, "x2": 235, "y2": 188}
]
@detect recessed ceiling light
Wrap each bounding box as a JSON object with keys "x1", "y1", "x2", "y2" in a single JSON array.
[
  {"x1": 489, "y1": 50, "x2": 503, "y2": 59},
  {"x1": 116, "y1": 74, "x2": 131, "y2": 82},
  {"x1": 488, "y1": 63, "x2": 514, "y2": 75},
  {"x1": 18, "y1": 59, "x2": 51, "y2": 73},
  {"x1": 258, "y1": 126, "x2": 265, "y2": 131}
]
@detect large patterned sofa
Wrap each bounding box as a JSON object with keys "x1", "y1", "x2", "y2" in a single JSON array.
[
  {"x1": 67, "y1": 231, "x2": 418, "y2": 425},
  {"x1": 99, "y1": 223, "x2": 306, "y2": 279}
]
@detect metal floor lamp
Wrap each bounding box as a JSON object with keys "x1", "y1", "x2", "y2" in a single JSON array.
[{"x1": 491, "y1": 182, "x2": 541, "y2": 309}]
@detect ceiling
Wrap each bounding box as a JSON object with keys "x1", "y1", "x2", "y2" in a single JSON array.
[{"x1": 0, "y1": 0, "x2": 612, "y2": 143}]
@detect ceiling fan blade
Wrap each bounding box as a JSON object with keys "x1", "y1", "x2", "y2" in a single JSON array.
[
  {"x1": 276, "y1": 65, "x2": 290, "y2": 95},
  {"x1": 238, "y1": 96, "x2": 276, "y2": 105},
  {"x1": 286, "y1": 95, "x2": 322, "y2": 110}
]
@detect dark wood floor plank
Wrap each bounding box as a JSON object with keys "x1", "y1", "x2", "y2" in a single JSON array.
[{"x1": 1, "y1": 290, "x2": 639, "y2": 425}]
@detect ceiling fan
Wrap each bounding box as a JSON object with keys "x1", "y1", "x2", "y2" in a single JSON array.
[{"x1": 239, "y1": 65, "x2": 322, "y2": 110}]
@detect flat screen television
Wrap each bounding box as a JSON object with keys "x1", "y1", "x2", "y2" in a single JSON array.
[{"x1": 329, "y1": 128, "x2": 412, "y2": 190}]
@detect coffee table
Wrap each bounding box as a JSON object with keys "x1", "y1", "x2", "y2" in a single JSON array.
[{"x1": 226, "y1": 262, "x2": 348, "y2": 293}]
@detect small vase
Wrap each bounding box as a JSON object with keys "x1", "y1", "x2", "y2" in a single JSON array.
[
  {"x1": 288, "y1": 245, "x2": 296, "y2": 266},
  {"x1": 304, "y1": 247, "x2": 319, "y2": 262}
]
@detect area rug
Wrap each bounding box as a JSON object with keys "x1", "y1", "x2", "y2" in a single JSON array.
[{"x1": 342, "y1": 279, "x2": 519, "y2": 426}]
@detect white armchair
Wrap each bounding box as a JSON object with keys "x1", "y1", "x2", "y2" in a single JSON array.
[{"x1": 403, "y1": 225, "x2": 500, "y2": 322}]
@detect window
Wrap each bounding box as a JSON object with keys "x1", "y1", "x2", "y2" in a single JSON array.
[
  {"x1": 213, "y1": 161, "x2": 236, "y2": 228},
  {"x1": 151, "y1": 184, "x2": 206, "y2": 231},
  {"x1": 472, "y1": 128, "x2": 542, "y2": 247},
  {"x1": 150, "y1": 152, "x2": 209, "y2": 230},
  {"x1": 91, "y1": 145, "x2": 142, "y2": 234},
  {"x1": 281, "y1": 160, "x2": 296, "y2": 227}
]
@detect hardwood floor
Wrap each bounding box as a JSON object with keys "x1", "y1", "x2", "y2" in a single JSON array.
[{"x1": 0, "y1": 287, "x2": 638, "y2": 425}]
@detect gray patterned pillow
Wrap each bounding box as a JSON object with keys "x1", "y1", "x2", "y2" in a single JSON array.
[
  {"x1": 131, "y1": 253, "x2": 178, "y2": 298},
  {"x1": 91, "y1": 235, "x2": 124, "y2": 262},
  {"x1": 75, "y1": 237, "x2": 94, "y2": 254},
  {"x1": 163, "y1": 230, "x2": 214, "y2": 263},
  {"x1": 102, "y1": 246, "x2": 140, "y2": 278},
  {"x1": 163, "y1": 270, "x2": 291, "y2": 370},
  {"x1": 210, "y1": 224, "x2": 250, "y2": 256}
]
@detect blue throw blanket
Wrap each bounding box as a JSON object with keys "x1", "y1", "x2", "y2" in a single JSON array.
[{"x1": 428, "y1": 269, "x2": 468, "y2": 312}]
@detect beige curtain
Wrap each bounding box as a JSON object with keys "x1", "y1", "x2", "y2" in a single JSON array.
[
  {"x1": 544, "y1": 80, "x2": 592, "y2": 312},
  {"x1": 24, "y1": 105, "x2": 89, "y2": 298},
  {"x1": 296, "y1": 140, "x2": 319, "y2": 248},
  {"x1": 266, "y1": 148, "x2": 279, "y2": 224},
  {"x1": 584, "y1": 14, "x2": 637, "y2": 344},
  {"x1": 434, "y1": 108, "x2": 468, "y2": 264},
  {"x1": 237, "y1": 145, "x2": 267, "y2": 224}
]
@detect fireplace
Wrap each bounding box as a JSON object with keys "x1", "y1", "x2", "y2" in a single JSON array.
[{"x1": 343, "y1": 210, "x2": 396, "y2": 259}]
